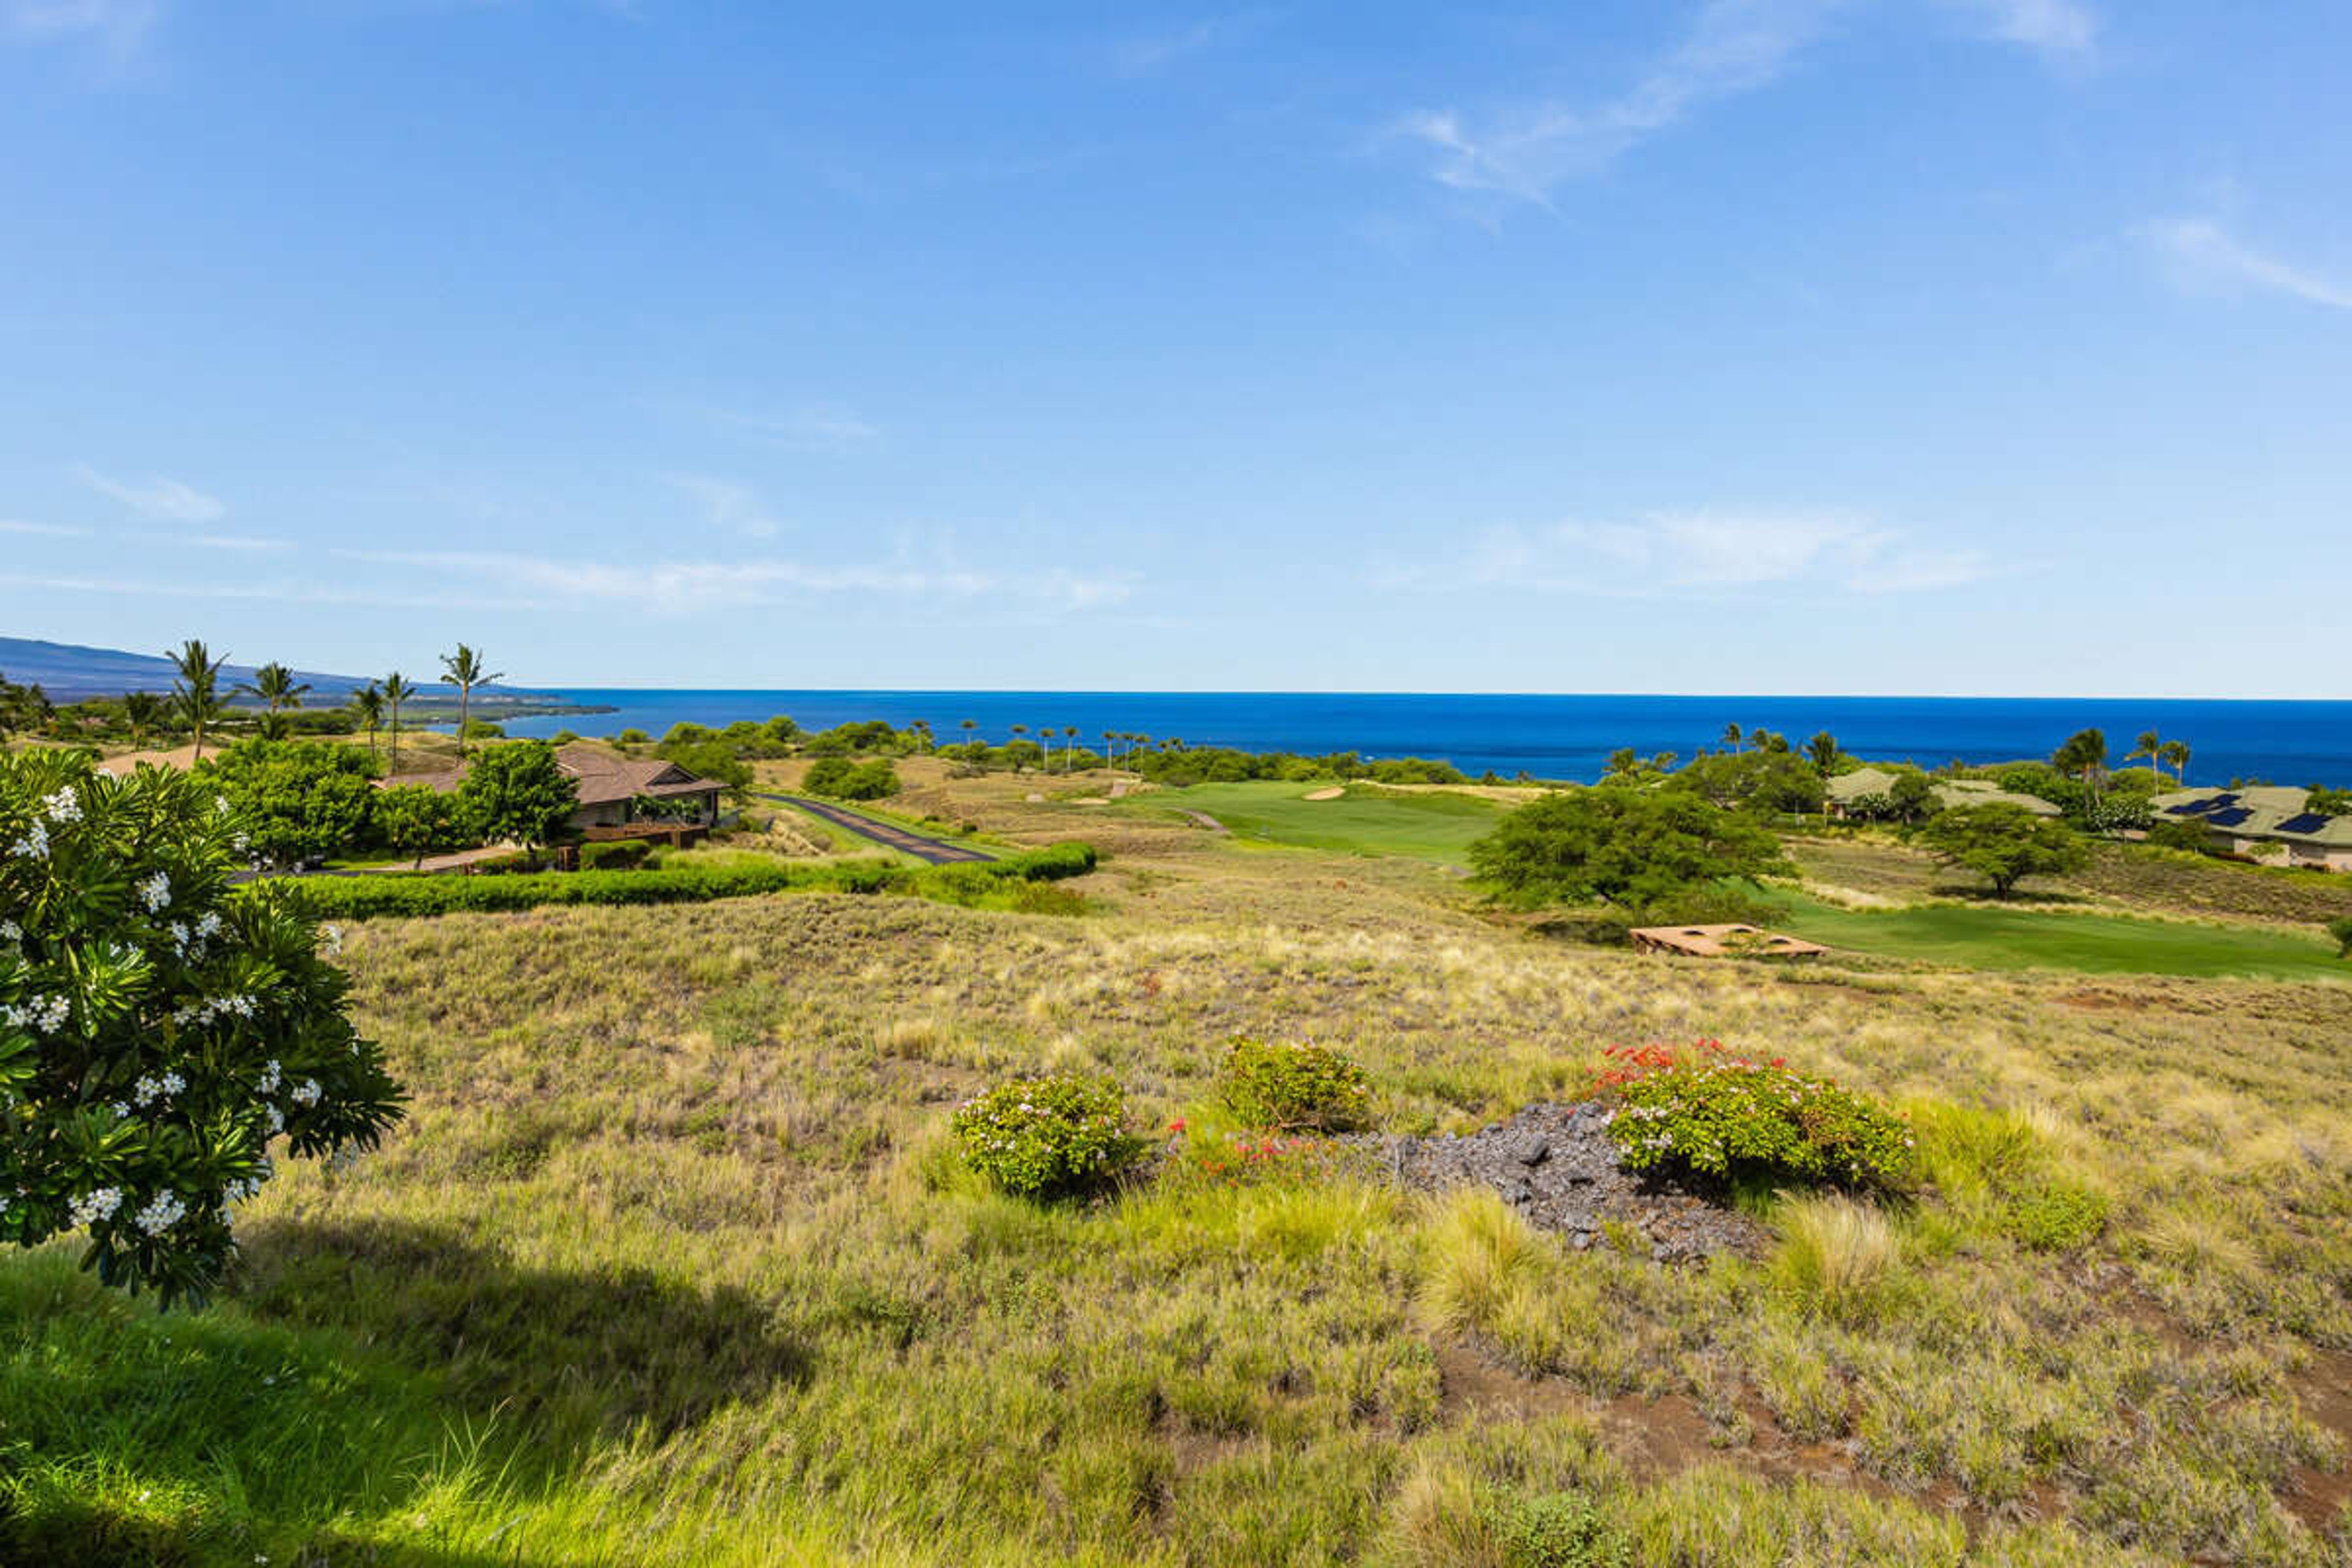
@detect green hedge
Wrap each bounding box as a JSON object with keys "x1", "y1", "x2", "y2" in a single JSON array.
[{"x1": 292, "y1": 842, "x2": 1098, "y2": 920}]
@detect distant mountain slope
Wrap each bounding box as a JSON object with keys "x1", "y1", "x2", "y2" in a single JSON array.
[{"x1": 0, "y1": 637, "x2": 520, "y2": 703}]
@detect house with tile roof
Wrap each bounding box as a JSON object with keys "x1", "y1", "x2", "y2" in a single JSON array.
[
  {"x1": 2149, "y1": 785, "x2": 2352, "y2": 872},
  {"x1": 383, "y1": 744, "x2": 723, "y2": 840},
  {"x1": 1823, "y1": 766, "x2": 2063, "y2": 820}
]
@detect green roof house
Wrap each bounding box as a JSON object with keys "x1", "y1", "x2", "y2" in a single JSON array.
[{"x1": 1825, "y1": 767, "x2": 2064, "y2": 820}]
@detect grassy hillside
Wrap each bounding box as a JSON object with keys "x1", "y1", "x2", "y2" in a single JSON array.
[{"x1": 4, "y1": 792, "x2": 2349, "y2": 1566}]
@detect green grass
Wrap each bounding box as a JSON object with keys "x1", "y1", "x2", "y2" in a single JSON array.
[
  {"x1": 1115, "y1": 781, "x2": 1503, "y2": 862},
  {"x1": 1763, "y1": 889, "x2": 2350, "y2": 980}
]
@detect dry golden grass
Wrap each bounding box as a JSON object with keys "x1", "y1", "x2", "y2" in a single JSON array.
[{"x1": 6, "y1": 780, "x2": 2351, "y2": 1564}]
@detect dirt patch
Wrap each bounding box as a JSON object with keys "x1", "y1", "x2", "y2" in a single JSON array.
[
  {"x1": 1302, "y1": 786, "x2": 1346, "y2": 801},
  {"x1": 2055, "y1": 987, "x2": 2158, "y2": 1012},
  {"x1": 1362, "y1": 1102, "x2": 1767, "y2": 1261},
  {"x1": 2284, "y1": 1345, "x2": 2352, "y2": 1537}
]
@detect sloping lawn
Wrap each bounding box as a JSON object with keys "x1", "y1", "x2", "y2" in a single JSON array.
[
  {"x1": 1120, "y1": 780, "x2": 1502, "y2": 861},
  {"x1": 1766, "y1": 891, "x2": 2348, "y2": 980}
]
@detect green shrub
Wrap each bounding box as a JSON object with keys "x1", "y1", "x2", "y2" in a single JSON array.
[
  {"x1": 1497, "y1": 1490, "x2": 1629, "y2": 1568},
  {"x1": 1600, "y1": 1042, "x2": 1914, "y2": 1191},
  {"x1": 951, "y1": 1075, "x2": 1144, "y2": 1198},
  {"x1": 292, "y1": 843, "x2": 1098, "y2": 920},
  {"x1": 2000, "y1": 1182, "x2": 2109, "y2": 1251},
  {"x1": 2329, "y1": 916, "x2": 2352, "y2": 960},
  {"x1": 1216, "y1": 1037, "x2": 1373, "y2": 1132},
  {"x1": 579, "y1": 841, "x2": 652, "y2": 872}
]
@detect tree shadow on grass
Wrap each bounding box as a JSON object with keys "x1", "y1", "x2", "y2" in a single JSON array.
[
  {"x1": 0, "y1": 1219, "x2": 810, "y2": 1566},
  {"x1": 227, "y1": 1215, "x2": 812, "y2": 1446}
]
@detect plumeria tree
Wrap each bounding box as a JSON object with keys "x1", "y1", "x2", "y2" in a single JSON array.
[{"x1": 0, "y1": 750, "x2": 404, "y2": 1306}]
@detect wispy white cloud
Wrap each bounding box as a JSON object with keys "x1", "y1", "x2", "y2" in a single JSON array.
[
  {"x1": 337, "y1": 548, "x2": 1136, "y2": 615},
  {"x1": 151, "y1": 532, "x2": 293, "y2": 552},
  {"x1": 0, "y1": 570, "x2": 526, "y2": 612},
  {"x1": 1389, "y1": 509, "x2": 1991, "y2": 596},
  {"x1": 1398, "y1": 0, "x2": 2099, "y2": 206},
  {"x1": 2, "y1": 0, "x2": 159, "y2": 56},
  {"x1": 75, "y1": 466, "x2": 226, "y2": 522},
  {"x1": 1398, "y1": 0, "x2": 1851, "y2": 205},
  {"x1": 709, "y1": 404, "x2": 882, "y2": 453},
  {"x1": 0, "y1": 519, "x2": 90, "y2": 537},
  {"x1": 668, "y1": 473, "x2": 784, "y2": 538},
  {"x1": 1110, "y1": 10, "x2": 1273, "y2": 76},
  {"x1": 2138, "y1": 217, "x2": 2352, "y2": 312},
  {"x1": 1940, "y1": 0, "x2": 2096, "y2": 58}
]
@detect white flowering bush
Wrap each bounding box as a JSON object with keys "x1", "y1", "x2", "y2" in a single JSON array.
[
  {"x1": 0, "y1": 750, "x2": 404, "y2": 1306},
  {"x1": 950, "y1": 1074, "x2": 1144, "y2": 1199}
]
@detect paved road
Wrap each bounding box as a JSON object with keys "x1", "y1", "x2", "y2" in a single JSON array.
[{"x1": 755, "y1": 793, "x2": 994, "y2": 865}]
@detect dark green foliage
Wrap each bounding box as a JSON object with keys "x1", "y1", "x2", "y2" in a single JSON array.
[
  {"x1": 0, "y1": 749, "x2": 404, "y2": 1306},
  {"x1": 950, "y1": 1074, "x2": 1144, "y2": 1198},
  {"x1": 804, "y1": 757, "x2": 900, "y2": 801},
  {"x1": 579, "y1": 840, "x2": 654, "y2": 871},
  {"x1": 0, "y1": 671, "x2": 55, "y2": 741},
  {"x1": 2145, "y1": 819, "x2": 2212, "y2": 854},
  {"x1": 2052, "y1": 728, "x2": 2108, "y2": 793},
  {"x1": 2329, "y1": 917, "x2": 2352, "y2": 960},
  {"x1": 1916, "y1": 803, "x2": 2089, "y2": 897},
  {"x1": 1215, "y1": 1038, "x2": 1373, "y2": 1132},
  {"x1": 201, "y1": 739, "x2": 379, "y2": 869},
  {"x1": 2305, "y1": 785, "x2": 2352, "y2": 815},
  {"x1": 1497, "y1": 1490, "x2": 1629, "y2": 1568},
  {"x1": 291, "y1": 843, "x2": 1097, "y2": 919},
  {"x1": 371, "y1": 784, "x2": 465, "y2": 868},
  {"x1": 1469, "y1": 786, "x2": 1788, "y2": 911},
  {"x1": 458, "y1": 741, "x2": 578, "y2": 853},
  {"x1": 1670, "y1": 749, "x2": 1826, "y2": 815}
]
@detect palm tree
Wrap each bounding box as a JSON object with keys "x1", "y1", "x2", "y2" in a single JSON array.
[
  {"x1": 439, "y1": 644, "x2": 504, "y2": 755},
  {"x1": 122, "y1": 690, "x2": 168, "y2": 747},
  {"x1": 2053, "y1": 728, "x2": 2108, "y2": 801},
  {"x1": 2125, "y1": 729, "x2": 2165, "y2": 784},
  {"x1": 1807, "y1": 731, "x2": 1839, "y2": 776},
  {"x1": 1721, "y1": 721, "x2": 1744, "y2": 753},
  {"x1": 167, "y1": 639, "x2": 228, "y2": 761},
  {"x1": 381, "y1": 672, "x2": 416, "y2": 771},
  {"x1": 2160, "y1": 739, "x2": 2191, "y2": 786},
  {"x1": 1100, "y1": 729, "x2": 1117, "y2": 766},
  {"x1": 1062, "y1": 725, "x2": 1079, "y2": 772},
  {"x1": 350, "y1": 683, "x2": 386, "y2": 763},
  {"x1": 237, "y1": 660, "x2": 311, "y2": 740}
]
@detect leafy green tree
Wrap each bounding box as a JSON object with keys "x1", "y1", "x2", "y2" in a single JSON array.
[
  {"x1": 236, "y1": 662, "x2": 311, "y2": 741},
  {"x1": 1917, "y1": 804, "x2": 2088, "y2": 898},
  {"x1": 1672, "y1": 749, "x2": 1825, "y2": 816},
  {"x1": 121, "y1": 691, "x2": 170, "y2": 747},
  {"x1": 372, "y1": 783, "x2": 463, "y2": 868},
  {"x1": 1888, "y1": 769, "x2": 1939, "y2": 824},
  {"x1": 202, "y1": 741, "x2": 377, "y2": 869},
  {"x1": 456, "y1": 741, "x2": 577, "y2": 854},
  {"x1": 0, "y1": 748, "x2": 404, "y2": 1305},
  {"x1": 348, "y1": 684, "x2": 385, "y2": 763},
  {"x1": 2304, "y1": 785, "x2": 2352, "y2": 815},
  {"x1": 167, "y1": 639, "x2": 228, "y2": 761},
  {"x1": 439, "y1": 645, "x2": 504, "y2": 757},
  {"x1": 1469, "y1": 786, "x2": 1789, "y2": 911},
  {"x1": 380, "y1": 673, "x2": 416, "y2": 771}
]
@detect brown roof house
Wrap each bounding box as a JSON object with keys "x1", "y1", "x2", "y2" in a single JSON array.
[{"x1": 385, "y1": 744, "x2": 725, "y2": 843}]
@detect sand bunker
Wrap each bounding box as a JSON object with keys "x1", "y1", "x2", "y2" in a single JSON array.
[{"x1": 1302, "y1": 786, "x2": 1346, "y2": 801}]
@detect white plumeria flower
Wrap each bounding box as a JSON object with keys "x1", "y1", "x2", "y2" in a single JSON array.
[
  {"x1": 134, "y1": 1190, "x2": 187, "y2": 1235},
  {"x1": 9, "y1": 821, "x2": 48, "y2": 859},
  {"x1": 42, "y1": 786, "x2": 81, "y2": 824},
  {"x1": 290, "y1": 1078, "x2": 322, "y2": 1107},
  {"x1": 69, "y1": 1187, "x2": 122, "y2": 1227},
  {"x1": 138, "y1": 871, "x2": 172, "y2": 911}
]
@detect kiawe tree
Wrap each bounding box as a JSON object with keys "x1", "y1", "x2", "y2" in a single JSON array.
[
  {"x1": 1917, "y1": 802, "x2": 2089, "y2": 899},
  {"x1": 167, "y1": 639, "x2": 228, "y2": 762},
  {"x1": 0, "y1": 748, "x2": 405, "y2": 1305},
  {"x1": 439, "y1": 645, "x2": 503, "y2": 757},
  {"x1": 1468, "y1": 785, "x2": 1789, "y2": 916}
]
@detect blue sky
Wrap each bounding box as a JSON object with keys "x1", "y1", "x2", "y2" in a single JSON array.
[{"x1": 1, "y1": 1, "x2": 2346, "y2": 696}]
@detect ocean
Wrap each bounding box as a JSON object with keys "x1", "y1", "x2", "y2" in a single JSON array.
[{"x1": 494, "y1": 692, "x2": 2352, "y2": 789}]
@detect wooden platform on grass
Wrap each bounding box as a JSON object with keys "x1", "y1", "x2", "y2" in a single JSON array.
[{"x1": 1629, "y1": 922, "x2": 1828, "y2": 959}]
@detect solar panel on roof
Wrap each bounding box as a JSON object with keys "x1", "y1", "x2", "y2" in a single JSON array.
[
  {"x1": 2205, "y1": 807, "x2": 2254, "y2": 827},
  {"x1": 2165, "y1": 802, "x2": 2208, "y2": 815},
  {"x1": 2275, "y1": 812, "x2": 2331, "y2": 835}
]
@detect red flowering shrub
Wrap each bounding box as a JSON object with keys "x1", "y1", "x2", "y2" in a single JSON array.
[{"x1": 1597, "y1": 1040, "x2": 1914, "y2": 1191}]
